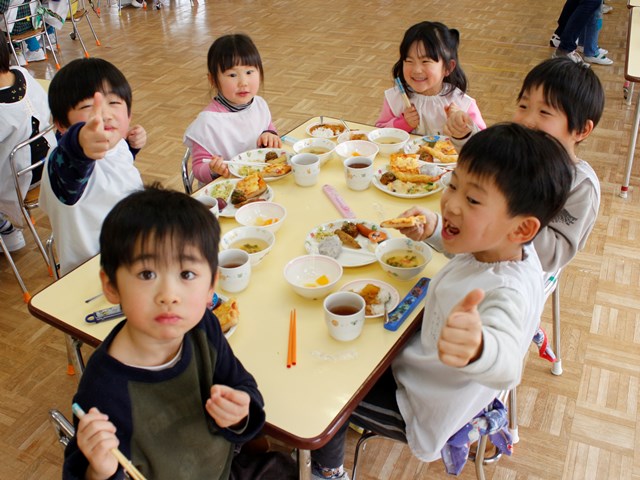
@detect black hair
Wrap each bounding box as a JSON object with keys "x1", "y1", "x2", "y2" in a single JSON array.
[
  {"x1": 48, "y1": 58, "x2": 132, "y2": 128},
  {"x1": 207, "y1": 34, "x2": 264, "y2": 90},
  {"x1": 393, "y1": 21, "x2": 467, "y2": 95},
  {"x1": 457, "y1": 123, "x2": 574, "y2": 231},
  {"x1": 0, "y1": 40, "x2": 9, "y2": 73},
  {"x1": 100, "y1": 185, "x2": 221, "y2": 286},
  {"x1": 517, "y1": 57, "x2": 605, "y2": 133}
]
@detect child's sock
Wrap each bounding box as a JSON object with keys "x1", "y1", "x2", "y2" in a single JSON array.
[
  {"x1": 532, "y1": 327, "x2": 556, "y2": 362},
  {"x1": 311, "y1": 462, "x2": 348, "y2": 479}
]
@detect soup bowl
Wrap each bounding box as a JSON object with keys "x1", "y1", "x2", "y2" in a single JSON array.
[
  {"x1": 234, "y1": 202, "x2": 287, "y2": 234},
  {"x1": 334, "y1": 140, "x2": 379, "y2": 162},
  {"x1": 221, "y1": 227, "x2": 275, "y2": 267},
  {"x1": 375, "y1": 237, "x2": 432, "y2": 280},
  {"x1": 367, "y1": 128, "x2": 410, "y2": 155},
  {"x1": 284, "y1": 255, "x2": 343, "y2": 300},
  {"x1": 292, "y1": 138, "x2": 336, "y2": 166}
]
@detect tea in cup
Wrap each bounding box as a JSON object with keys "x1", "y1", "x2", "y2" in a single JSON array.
[
  {"x1": 196, "y1": 194, "x2": 220, "y2": 217},
  {"x1": 323, "y1": 291, "x2": 366, "y2": 341},
  {"x1": 291, "y1": 153, "x2": 320, "y2": 187},
  {"x1": 218, "y1": 249, "x2": 251, "y2": 293},
  {"x1": 343, "y1": 156, "x2": 374, "y2": 191}
]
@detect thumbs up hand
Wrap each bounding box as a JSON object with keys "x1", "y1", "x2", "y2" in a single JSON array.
[
  {"x1": 438, "y1": 288, "x2": 485, "y2": 367},
  {"x1": 79, "y1": 92, "x2": 110, "y2": 160}
]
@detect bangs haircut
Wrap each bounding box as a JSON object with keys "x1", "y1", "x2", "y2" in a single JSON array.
[
  {"x1": 393, "y1": 21, "x2": 467, "y2": 95},
  {"x1": 457, "y1": 123, "x2": 574, "y2": 231},
  {"x1": 517, "y1": 57, "x2": 604, "y2": 133},
  {"x1": 48, "y1": 58, "x2": 132, "y2": 128},
  {"x1": 100, "y1": 185, "x2": 220, "y2": 285},
  {"x1": 207, "y1": 33, "x2": 264, "y2": 90}
]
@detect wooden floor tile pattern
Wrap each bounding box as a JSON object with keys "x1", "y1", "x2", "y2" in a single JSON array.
[{"x1": 2, "y1": 0, "x2": 639, "y2": 478}]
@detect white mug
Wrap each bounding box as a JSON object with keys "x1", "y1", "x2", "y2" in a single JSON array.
[
  {"x1": 323, "y1": 291, "x2": 366, "y2": 341},
  {"x1": 218, "y1": 249, "x2": 251, "y2": 293},
  {"x1": 343, "y1": 156, "x2": 374, "y2": 191},
  {"x1": 291, "y1": 153, "x2": 320, "y2": 187},
  {"x1": 196, "y1": 194, "x2": 220, "y2": 217}
]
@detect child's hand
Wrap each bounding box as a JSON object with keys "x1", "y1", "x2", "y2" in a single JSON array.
[
  {"x1": 258, "y1": 132, "x2": 282, "y2": 148},
  {"x1": 205, "y1": 384, "x2": 250, "y2": 429},
  {"x1": 79, "y1": 92, "x2": 110, "y2": 160},
  {"x1": 127, "y1": 125, "x2": 147, "y2": 150},
  {"x1": 402, "y1": 105, "x2": 420, "y2": 129},
  {"x1": 75, "y1": 407, "x2": 119, "y2": 479},
  {"x1": 208, "y1": 155, "x2": 229, "y2": 177},
  {"x1": 444, "y1": 103, "x2": 473, "y2": 139},
  {"x1": 438, "y1": 289, "x2": 485, "y2": 367},
  {"x1": 397, "y1": 206, "x2": 439, "y2": 241}
]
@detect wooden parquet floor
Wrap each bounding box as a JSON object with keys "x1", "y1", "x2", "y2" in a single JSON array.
[{"x1": 2, "y1": 0, "x2": 639, "y2": 478}]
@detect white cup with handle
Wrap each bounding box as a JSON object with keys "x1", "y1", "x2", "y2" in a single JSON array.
[
  {"x1": 218, "y1": 249, "x2": 251, "y2": 293},
  {"x1": 291, "y1": 153, "x2": 320, "y2": 187}
]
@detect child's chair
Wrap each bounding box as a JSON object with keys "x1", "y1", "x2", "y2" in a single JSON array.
[
  {"x1": 545, "y1": 271, "x2": 563, "y2": 376},
  {"x1": 49, "y1": 408, "x2": 75, "y2": 447},
  {"x1": 3, "y1": 124, "x2": 56, "y2": 302},
  {"x1": 1, "y1": 0, "x2": 60, "y2": 69},
  {"x1": 351, "y1": 389, "x2": 517, "y2": 480},
  {"x1": 181, "y1": 147, "x2": 195, "y2": 195},
  {"x1": 66, "y1": 0, "x2": 100, "y2": 57}
]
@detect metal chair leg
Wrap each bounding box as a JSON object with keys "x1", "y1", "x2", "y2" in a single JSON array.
[
  {"x1": 0, "y1": 235, "x2": 31, "y2": 302},
  {"x1": 508, "y1": 388, "x2": 518, "y2": 444},
  {"x1": 64, "y1": 334, "x2": 85, "y2": 379},
  {"x1": 49, "y1": 409, "x2": 75, "y2": 447},
  {"x1": 352, "y1": 431, "x2": 380, "y2": 480},
  {"x1": 551, "y1": 284, "x2": 563, "y2": 375}
]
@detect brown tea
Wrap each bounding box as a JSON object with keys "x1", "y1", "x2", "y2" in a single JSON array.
[
  {"x1": 330, "y1": 305, "x2": 360, "y2": 316},
  {"x1": 348, "y1": 163, "x2": 370, "y2": 169},
  {"x1": 221, "y1": 262, "x2": 243, "y2": 268}
]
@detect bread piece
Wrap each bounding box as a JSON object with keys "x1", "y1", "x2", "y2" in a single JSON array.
[
  {"x1": 213, "y1": 298, "x2": 239, "y2": 333},
  {"x1": 380, "y1": 215, "x2": 426, "y2": 229},
  {"x1": 390, "y1": 153, "x2": 421, "y2": 174},
  {"x1": 262, "y1": 163, "x2": 291, "y2": 177},
  {"x1": 231, "y1": 173, "x2": 268, "y2": 205}
]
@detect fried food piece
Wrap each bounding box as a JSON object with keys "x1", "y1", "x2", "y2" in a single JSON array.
[
  {"x1": 213, "y1": 298, "x2": 239, "y2": 333},
  {"x1": 264, "y1": 151, "x2": 279, "y2": 161},
  {"x1": 334, "y1": 229, "x2": 361, "y2": 249},
  {"x1": 380, "y1": 172, "x2": 396, "y2": 185},
  {"x1": 341, "y1": 222, "x2": 359, "y2": 238}
]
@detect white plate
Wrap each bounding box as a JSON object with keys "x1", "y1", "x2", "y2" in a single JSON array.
[
  {"x1": 372, "y1": 163, "x2": 445, "y2": 199},
  {"x1": 403, "y1": 134, "x2": 458, "y2": 166},
  {"x1": 228, "y1": 148, "x2": 292, "y2": 182},
  {"x1": 306, "y1": 122, "x2": 347, "y2": 139},
  {"x1": 211, "y1": 294, "x2": 237, "y2": 339},
  {"x1": 340, "y1": 279, "x2": 400, "y2": 319},
  {"x1": 201, "y1": 179, "x2": 274, "y2": 218},
  {"x1": 304, "y1": 219, "x2": 388, "y2": 268}
]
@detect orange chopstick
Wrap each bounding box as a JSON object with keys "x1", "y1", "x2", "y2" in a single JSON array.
[
  {"x1": 287, "y1": 311, "x2": 293, "y2": 368},
  {"x1": 292, "y1": 309, "x2": 297, "y2": 366}
]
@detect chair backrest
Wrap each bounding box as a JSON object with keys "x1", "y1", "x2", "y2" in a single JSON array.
[{"x1": 181, "y1": 147, "x2": 195, "y2": 195}]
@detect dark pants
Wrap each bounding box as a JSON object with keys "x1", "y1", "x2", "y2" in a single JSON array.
[
  {"x1": 554, "y1": 0, "x2": 602, "y2": 52},
  {"x1": 230, "y1": 450, "x2": 297, "y2": 480},
  {"x1": 311, "y1": 368, "x2": 407, "y2": 469}
]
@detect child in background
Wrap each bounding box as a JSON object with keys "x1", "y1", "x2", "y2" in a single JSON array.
[
  {"x1": 513, "y1": 57, "x2": 604, "y2": 276},
  {"x1": 40, "y1": 58, "x2": 147, "y2": 276},
  {"x1": 375, "y1": 21, "x2": 486, "y2": 149},
  {"x1": 184, "y1": 33, "x2": 281, "y2": 184},
  {"x1": 0, "y1": 39, "x2": 56, "y2": 251},
  {"x1": 64, "y1": 186, "x2": 296, "y2": 480},
  {"x1": 310, "y1": 124, "x2": 573, "y2": 480}
]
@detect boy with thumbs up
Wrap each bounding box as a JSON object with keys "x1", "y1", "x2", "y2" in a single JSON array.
[
  {"x1": 310, "y1": 124, "x2": 573, "y2": 480},
  {"x1": 40, "y1": 58, "x2": 145, "y2": 276}
]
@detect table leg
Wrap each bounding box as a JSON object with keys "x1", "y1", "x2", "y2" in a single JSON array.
[
  {"x1": 297, "y1": 448, "x2": 311, "y2": 480},
  {"x1": 620, "y1": 84, "x2": 640, "y2": 198}
]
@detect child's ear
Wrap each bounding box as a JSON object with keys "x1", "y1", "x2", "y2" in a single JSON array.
[
  {"x1": 207, "y1": 73, "x2": 215, "y2": 88},
  {"x1": 99, "y1": 269, "x2": 121, "y2": 304},
  {"x1": 53, "y1": 119, "x2": 67, "y2": 134},
  {"x1": 209, "y1": 270, "x2": 219, "y2": 299},
  {"x1": 509, "y1": 216, "x2": 540, "y2": 244},
  {"x1": 574, "y1": 119, "x2": 594, "y2": 143},
  {"x1": 445, "y1": 59, "x2": 457, "y2": 76}
]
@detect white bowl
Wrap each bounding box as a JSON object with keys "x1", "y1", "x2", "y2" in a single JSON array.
[
  {"x1": 367, "y1": 128, "x2": 410, "y2": 155},
  {"x1": 234, "y1": 202, "x2": 286, "y2": 233},
  {"x1": 334, "y1": 140, "x2": 379, "y2": 162},
  {"x1": 221, "y1": 227, "x2": 275, "y2": 267},
  {"x1": 292, "y1": 138, "x2": 336, "y2": 166},
  {"x1": 375, "y1": 237, "x2": 432, "y2": 281},
  {"x1": 337, "y1": 130, "x2": 370, "y2": 144},
  {"x1": 283, "y1": 255, "x2": 343, "y2": 300},
  {"x1": 306, "y1": 122, "x2": 347, "y2": 139}
]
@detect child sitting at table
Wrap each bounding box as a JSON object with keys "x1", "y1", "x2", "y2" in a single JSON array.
[
  {"x1": 513, "y1": 57, "x2": 604, "y2": 276},
  {"x1": 0, "y1": 39, "x2": 56, "y2": 251},
  {"x1": 375, "y1": 21, "x2": 486, "y2": 149},
  {"x1": 63, "y1": 186, "x2": 296, "y2": 480},
  {"x1": 183, "y1": 33, "x2": 282, "y2": 184},
  {"x1": 39, "y1": 58, "x2": 147, "y2": 276},
  {"x1": 310, "y1": 123, "x2": 573, "y2": 480}
]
